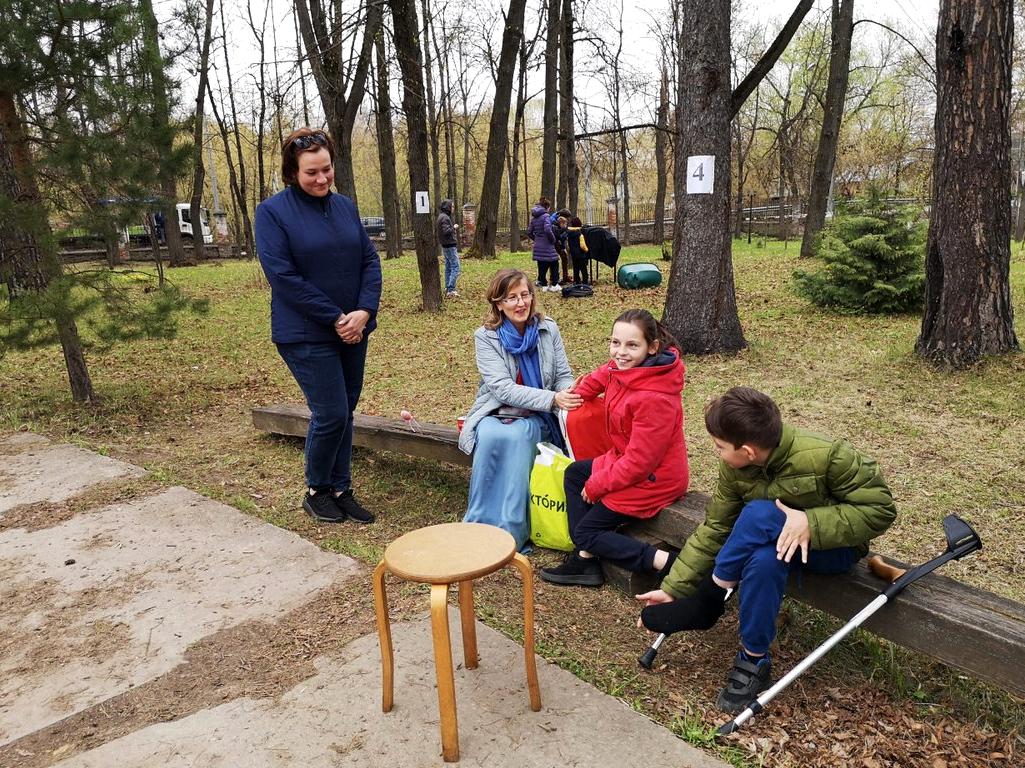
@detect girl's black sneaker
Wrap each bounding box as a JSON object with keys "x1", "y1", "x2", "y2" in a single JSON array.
[{"x1": 540, "y1": 552, "x2": 604, "y2": 587}]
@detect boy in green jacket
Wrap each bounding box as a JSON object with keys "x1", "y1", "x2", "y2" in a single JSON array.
[{"x1": 637, "y1": 387, "x2": 897, "y2": 713}]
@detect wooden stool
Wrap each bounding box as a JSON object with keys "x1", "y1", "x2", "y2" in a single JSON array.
[{"x1": 373, "y1": 522, "x2": 541, "y2": 762}]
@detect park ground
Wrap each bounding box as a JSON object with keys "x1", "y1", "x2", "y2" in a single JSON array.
[{"x1": 2, "y1": 240, "x2": 1024, "y2": 766}]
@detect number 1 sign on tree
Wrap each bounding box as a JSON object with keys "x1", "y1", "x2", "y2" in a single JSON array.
[{"x1": 686, "y1": 156, "x2": 715, "y2": 194}]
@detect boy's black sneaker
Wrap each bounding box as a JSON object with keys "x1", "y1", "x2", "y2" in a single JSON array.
[
  {"x1": 716, "y1": 652, "x2": 772, "y2": 714},
  {"x1": 303, "y1": 490, "x2": 346, "y2": 523},
  {"x1": 540, "y1": 552, "x2": 604, "y2": 587},
  {"x1": 332, "y1": 488, "x2": 375, "y2": 524}
]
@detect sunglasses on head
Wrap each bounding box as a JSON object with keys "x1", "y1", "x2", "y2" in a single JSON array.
[{"x1": 291, "y1": 131, "x2": 328, "y2": 150}]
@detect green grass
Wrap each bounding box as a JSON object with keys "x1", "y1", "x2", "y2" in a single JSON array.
[{"x1": 2, "y1": 239, "x2": 1024, "y2": 761}]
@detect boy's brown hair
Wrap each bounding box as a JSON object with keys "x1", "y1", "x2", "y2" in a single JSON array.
[{"x1": 704, "y1": 386, "x2": 783, "y2": 449}]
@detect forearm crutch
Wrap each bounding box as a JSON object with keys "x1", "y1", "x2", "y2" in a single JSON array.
[{"x1": 717, "y1": 515, "x2": 982, "y2": 735}]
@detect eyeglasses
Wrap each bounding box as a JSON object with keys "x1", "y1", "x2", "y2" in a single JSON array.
[
  {"x1": 291, "y1": 131, "x2": 328, "y2": 150},
  {"x1": 501, "y1": 292, "x2": 533, "y2": 306}
]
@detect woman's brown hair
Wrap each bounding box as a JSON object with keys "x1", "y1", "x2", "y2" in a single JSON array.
[
  {"x1": 281, "y1": 127, "x2": 336, "y2": 185},
  {"x1": 482, "y1": 268, "x2": 544, "y2": 329}
]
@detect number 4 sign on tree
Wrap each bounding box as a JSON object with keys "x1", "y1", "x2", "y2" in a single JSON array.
[{"x1": 686, "y1": 155, "x2": 715, "y2": 194}]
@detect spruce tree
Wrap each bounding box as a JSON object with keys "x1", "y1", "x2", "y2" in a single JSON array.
[{"x1": 793, "y1": 188, "x2": 927, "y2": 314}]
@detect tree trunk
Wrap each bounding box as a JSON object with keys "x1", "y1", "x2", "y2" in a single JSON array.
[
  {"x1": 207, "y1": 78, "x2": 253, "y2": 257},
  {"x1": 139, "y1": 0, "x2": 186, "y2": 267},
  {"x1": 653, "y1": 62, "x2": 669, "y2": 246},
  {"x1": 216, "y1": 0, "x2": 254, "y2": 257},
  {"x1": 800, "y1": 0, "x2": 853, "y2": 259},
  {"x1": 663, "y1": 0, "x2": 746, "y2": 355},
  {"x1": 508, "y1": 36, "x2": 531, "y2": 253},
  {"x1": 557, "y1": 0, "x2": 576, "y2": 210},
  {"x1": 541, "y1": 0, "x2": 560, "y2": 201},
  {"x1": 374, "y1": 30, "x2": 403, "y2": 259},
  {"x1": 916, "y1": 0, "x2": 1018, "y2": 367},
  {"x1": 471, "y1": 0, "x2": 528, "y2": 258},
  {"x1": 389, "y1": 0, "x2": 442, "y2": 310},
  {"x1": 190, "y1": 0, "x2": 215, "y2": 263},
  {"x1": 421, "y1": 0, "x2": 443, "y2": 214},
  {"x1": 730, "y1": 0, "x2": 814, "y2": 118},
  {"x1": 294, "y1": 0, "x2": 380, "y2": 201},
  {"x1": 619, "y1": 127, "x2": 630, "y2": 245},
  {"x1": 0, "y1": 90, "x2": 94, "y2": 402}
]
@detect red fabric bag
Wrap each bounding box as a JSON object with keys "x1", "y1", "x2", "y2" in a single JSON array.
[{"x1": 562, "y1": 397, "x2": 612, "y2": 460}]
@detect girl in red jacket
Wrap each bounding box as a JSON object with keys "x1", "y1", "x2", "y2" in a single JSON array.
[{"x1": 541, "y1": 309, "x2": 690, "y2": 587}]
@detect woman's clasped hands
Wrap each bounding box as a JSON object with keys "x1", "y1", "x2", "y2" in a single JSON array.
[{"x1": 335, "y1": 309, "x2": 370, "y2": 343}]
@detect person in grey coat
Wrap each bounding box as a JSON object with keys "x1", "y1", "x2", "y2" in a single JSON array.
[
  {"x1": 459, "y1": 267, "x2": 582, "y2": 549},
  {"x1": 436, "y1": 199, "x2": 460, "y2": 297}
]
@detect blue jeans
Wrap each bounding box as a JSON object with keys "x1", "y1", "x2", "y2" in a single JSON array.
[
  {"x1": 443, "y1": 246, "x2": 460, "y2": 292},
  {"x1": 276, "y1": 337, "x2": 368, "y2": 492},
  {"x1": 465, "y1": 415, "x2": 551, "y2": 551},
  {"x1": 713, "y1": 500, "x2": 859, "y2": 654}
]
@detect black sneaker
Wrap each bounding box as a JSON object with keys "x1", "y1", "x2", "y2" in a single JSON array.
[
  {"x1": 332, "y1": 488, "x2": 375, "y2": 524},
  {"x1": 716, "y1": 652, "x2": 772, "y2": 714},
  {"x1": 540, "y1": 552, "x2": 604, "y2": 587},
  {"x1": 303, "y1": 490, "x2": 346, "y2": 523}
]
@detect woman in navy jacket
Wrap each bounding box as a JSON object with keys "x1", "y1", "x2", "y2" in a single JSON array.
[{"x1": 255, "y1": 128, "x2": 382, "y2": 525}]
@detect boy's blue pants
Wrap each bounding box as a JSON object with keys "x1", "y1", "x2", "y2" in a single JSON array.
[{"x1": 712, "y1": 499, "x2": 859, "y2": 655}]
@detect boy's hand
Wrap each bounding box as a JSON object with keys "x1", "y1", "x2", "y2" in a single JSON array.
[
  {"x1": 775, "y1": 499, "x2": 810, "y2": 563},
  {"x1": 635, "y1": 589, "x2": 674, "y2": 628}
]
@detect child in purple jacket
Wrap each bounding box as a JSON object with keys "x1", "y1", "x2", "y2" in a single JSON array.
[{"x1": 527, "y1": 197, "x2": 560, "y2": 291}]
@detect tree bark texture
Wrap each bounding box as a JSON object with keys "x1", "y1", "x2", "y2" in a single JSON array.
[
  {"x1": 800, "y1": 0, "x2": 853, "y2": 260},
  {"x1": 389, "y1": 0, "x2": 442, "y2": 310},
  {"x1": 139, "y1": 0, "x2": 185, "y2": 267},
  {"x1": 294, "y1": 0, "x2": 380, "y2": 201},
  {"x1": 557, "y1": 0, "x2": 576, "y2": 210},
  {"x1": 0, "y1": 90, "x2": 94, "y2": 402},
  {"x1": 541, "y1": 0, "x2": 560, "y2": 202},
  {"x1": 471, "y1": 0, "x2": 528, "y2": 258},
  {"x1": 916, "y1": 0, "x2": 1018, "y2": 366},
  {"x1": 663, "y1": 0, "x2": 746, "y2": 355},
  {"x1": 374, "y1": 30, "x2": 404, "y2": 259},
  {"x1": 190, "y1": 0, "x2": 215, "y2": 263},
  {"x1": 653, "y1": 63, "x2": 669, "y2": 246}
]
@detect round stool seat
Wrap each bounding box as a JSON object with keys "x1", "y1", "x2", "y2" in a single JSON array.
[{"x1": 384, "y1": 522, "x2": 516, "y2": 583}]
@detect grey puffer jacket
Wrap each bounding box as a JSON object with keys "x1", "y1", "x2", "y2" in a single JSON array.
[{"x1": 458, "y1": 317, "x2": 575, "y2": 454}]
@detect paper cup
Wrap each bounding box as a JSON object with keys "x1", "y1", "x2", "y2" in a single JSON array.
[{"x1": 457, "y1": 416, "x2": 466, "y2": 433}]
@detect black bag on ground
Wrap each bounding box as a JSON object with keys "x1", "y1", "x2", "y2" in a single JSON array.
[{"x1": 561, "y1": 283, "x2": 594, "y2": 298}]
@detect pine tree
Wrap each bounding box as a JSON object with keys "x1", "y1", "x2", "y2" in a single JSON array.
[
  {"x1": 793, "y1": 188, "x2": 926, "y2": 314},
  {"x1": 1, "y1": 0, "x2": 203, "y2": 403}
]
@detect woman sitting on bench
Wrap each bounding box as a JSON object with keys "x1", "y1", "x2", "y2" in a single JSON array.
[{"x1": 458, "y1": 268, "x2": 581, "y2": 550}]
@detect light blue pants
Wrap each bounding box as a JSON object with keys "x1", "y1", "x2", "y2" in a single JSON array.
[
  {"x1": 464, "y1": 415, "x2": 550, "y2": 551},
  {"x1": 443, "y1": 246, "x2": 460, "y2": 293}
]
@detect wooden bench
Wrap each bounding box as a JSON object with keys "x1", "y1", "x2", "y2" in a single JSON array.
[{"x1": 252, "y1": 404, "x2": 1025, "y2": 698}]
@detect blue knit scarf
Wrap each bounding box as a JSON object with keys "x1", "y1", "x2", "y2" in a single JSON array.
[{"x1": 497, "y1": 318, "x2": 562, "y2": 447}]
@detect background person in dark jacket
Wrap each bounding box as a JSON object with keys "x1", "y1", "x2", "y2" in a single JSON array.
[
  {"x1": 527, "y1": 197, "x2": 560, "y2": 291},
  {"x1": 255, "y1": 127, "x2": 382, "y2": 525},
  {"x1": 436, "y1": 199, "x2": 460, "y2": 297}
]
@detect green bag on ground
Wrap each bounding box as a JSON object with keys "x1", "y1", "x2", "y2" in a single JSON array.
[
  {"x1": 528, "y1": 442, "x2": 574, "y2": 552},
  {"x1": 616, "y1": 262, "x2": 663, "y2": 289}
]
